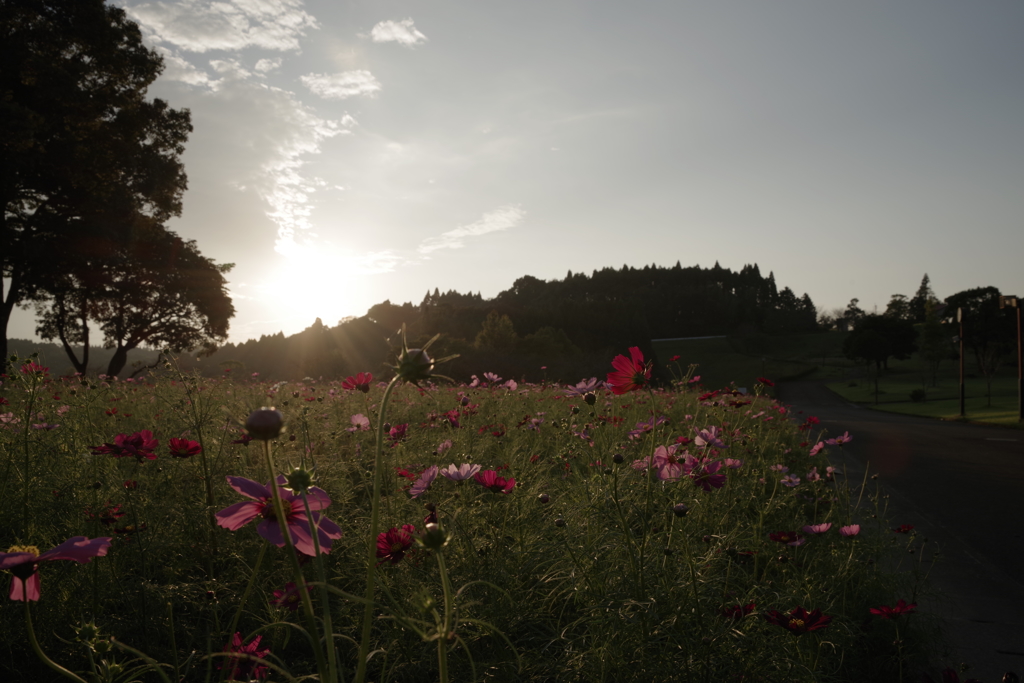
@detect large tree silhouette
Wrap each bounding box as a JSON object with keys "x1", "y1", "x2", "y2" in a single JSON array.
[{"x1": 1, "y1": 0, "x2": 191, "y2": 371}]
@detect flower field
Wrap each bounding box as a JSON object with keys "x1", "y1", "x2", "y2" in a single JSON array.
[{"x1": 0, "y1": 350, "x2": 941, "y2": 682}]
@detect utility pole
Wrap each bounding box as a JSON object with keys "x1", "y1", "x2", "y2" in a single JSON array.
[
  {"x1": 958, "y1": 307, "x2": 965, "y2": 418},
  {"x1": 998, "y1": 295, "x2": 1022, "y2": 421}
]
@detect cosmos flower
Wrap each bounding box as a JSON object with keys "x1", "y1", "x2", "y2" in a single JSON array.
[
  {"x1": 768, "y1": 531, "x2": 805, "y2": 547},
  {"x1": 694, "y1": 426, "x2": 727, "y2": 449},
  {"x1": 721, "y1": 602, "x2": 756, "y2": 620},
  {"x1": 376, "y1": 525, "x2": 416, "y2": 565},
  {"x1": 684, "y1": 454, "x2": 726, "y2": 491},
  {"x1": 168, "y1": 437, "x2": 202, "y2": 458},
  {"x1": 870, "y1": 599, "x2": 917, "y2": 619},
  {"x1": 272, "y1": 581, "x2": 305, "y2": 612},
  {"x1": 409, "y1": 466, "x2": 438, "y2": 499},
  {"x1": 763, "y1": 606, "x2": 832, "y2": 634},
  {"x1": 220, "y1": 632, "x2": 270, "y2": 681},
  {"x1": 474, "y1": 469, "x2": 516, "y2": 493},
  {"x1": 809, "y1": 442, "x2": 825, "y2": 456},
  {"x1": 90, "y1": 430, "x2": 159, "y2": 462},
  {"x1": 0, "y1": 536, "x2": 111, "y2": 601},
  {"x1": 347, "y1": 414, "x2": 371, "y2": 432},
  {"x1": 342, "y1": 372, "x2": 374, "y2": 393},
  {"x1": 826, "y1": 431, "x2": 853, "y2": 446},
  {"x1": 215, "y1": 476, "x2": 343, "y2": 555},
  {"x1": 801, "y1": 522, "x2": 832, "y2": 535},
  {"x1": 440, "y1": 463, "x2": 481, "y2": 481},
  {"x1": 839, "y1": 524, "x2": 861, "y2": 537},
  {"x1": 781, "y1": 475, "x2": 801, "y2": 488},
  {"x1": 606, "y1": 346, "x2": 653, "y2": 395}
]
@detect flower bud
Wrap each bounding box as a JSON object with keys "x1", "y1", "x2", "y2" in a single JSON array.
[
  {"x1": 673, "y1": 503, "x2": 689, "y2": 518},
  {"x1": 418, "y1": 523, "x2": 450, "y2": 551},
  {"x1": 584, "y1": 392, "x2": 596, "y2": 406},
  {"x1": 571, "y1": 406, "x2": 580, "y2": 415},
  {"x1": 612, "y1": 453, "x2": 624, "y2": 465},
  {"x1": 396, "y1": 347, "x2": 435, "y2": 383},
  {"x1": 554, "y1": 517, "x2": 566, "y2": 527},
  {"x1": 246, "y1": 408, "x2": 284, "y2": 441},
  {"x1": 538, "y1": 493, "x2": 550, "y2": 504},
  {"x1": 284, "y1": 467, "x2": 315, "y2": 494}
]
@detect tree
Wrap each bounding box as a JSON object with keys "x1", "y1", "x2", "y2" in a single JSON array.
[
  {"x1": 474, "y1": 311, "x2": 518, "y2": 352},
  {"x1": 35, "y1": 228, "x2": 234, "y2": 377},
  {"x1": 917, "y1": 300, "x2": 951, "y2": 388},
  {"x1": 884, "y1": 294, "x2": 911, "y2": 321},
  {"x1": 842, "y1": 314, "x2": 917, "y2": 371},
  {"x1": 843, "y1": 298, "x2": 866, "y2": 328},
  {"x1": 943, "y1": 286, "x2": 1016, "y2": 405},
  {"x1": 908, "y1": 274, "x2": 935, "y2": 324},
  {"x1": 2, "y1": 0, "x2": 191, "y2": 372}
]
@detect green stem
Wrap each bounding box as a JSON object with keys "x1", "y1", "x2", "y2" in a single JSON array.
[
  {"x1": 261, "y1": 439, "x2": 330, "y2": 682},
  {"x1": 355, "y1": 376, "x2": 401, "y2": 683},
  {"x1": 435, "y1": 551, "x2": 453, "y2": 683},
  {"x1": 226, "y1": 543, "x2": 266, "y2": 643},
  {"x1": 301, "y1": 494, "x2": 339, "y2": 683},
  {"x1": 25, "y1": 601, "x2": 88, "y2": 683}
]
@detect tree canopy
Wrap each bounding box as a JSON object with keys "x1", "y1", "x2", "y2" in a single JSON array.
[{"x1": 2, "y1": 0, "x2": 194, "y2": 371}]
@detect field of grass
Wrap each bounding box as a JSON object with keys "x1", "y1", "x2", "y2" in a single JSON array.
[{"x1": 0, "y1": 352, "x2": 946, "y2": 682}]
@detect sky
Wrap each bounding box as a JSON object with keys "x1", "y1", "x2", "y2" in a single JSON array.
[{"x1": 9, "y1": 0, "x2": 1024, "y2": 344}]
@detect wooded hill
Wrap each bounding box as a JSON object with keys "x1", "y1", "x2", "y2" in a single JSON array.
[{"x1": 11, "y1": 262, "x2": 819, "y2": 382}]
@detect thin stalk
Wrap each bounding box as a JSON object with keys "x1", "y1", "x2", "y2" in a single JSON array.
[
  {"x1": 355, "y1": 376, "x2": 401, "y2": 683},
  {"x1": 301, "y1": 494, "x2": 339, "y2": 683},
  {"x1": 260, "y1": 439, "x2": 330, "y2": 682},
  {"x1": 25, "y1": 601, "x2": 88, "y2": 683},
  {"x1": 435, "y1": 551, "x2": 454, "y2": 683},
  {"x1": 225, "y1": 543, "x2": 267, "y2": 643}
]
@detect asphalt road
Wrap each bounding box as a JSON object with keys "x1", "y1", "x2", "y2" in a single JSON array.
[{"x1": 778, "y1": 381, "x2": 1024, "y2": 681}]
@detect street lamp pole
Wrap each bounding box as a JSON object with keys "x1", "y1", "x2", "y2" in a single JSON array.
[{"x1": 998, "y1": 295, "x2": 1022, "y2": 421}]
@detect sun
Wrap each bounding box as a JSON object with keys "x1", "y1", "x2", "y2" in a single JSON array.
[{"x1": 265, "y1": 242, "x2": 363, "y2": 330}]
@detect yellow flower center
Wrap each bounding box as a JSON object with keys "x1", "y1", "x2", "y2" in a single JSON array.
[
  {"x1": 390, "y1": 542, "x2": 404, "y2": 553},
  {"x1": 788, "y1": 618, "x2": 805, "y2": 629},
  {"x1": 7, "y1": 545, "x2": 39, "y2": 556}
]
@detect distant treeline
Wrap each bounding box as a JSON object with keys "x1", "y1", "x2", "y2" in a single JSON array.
[{"x1": 10, "y1": 262, "x2": 819, "y2": 383}]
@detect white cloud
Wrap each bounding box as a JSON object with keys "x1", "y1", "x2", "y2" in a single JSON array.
[
  {"x1": 418, "y1": 205, "x2": 525, "y2": 254},
  {"x1": 121, "y1": 0, "x2": 318, "y2": 53},
  {"x1": 369, "y1": 18, "x2": 427, "y2": 47},
  {"x1": 301, "y1": 71, "x2": 381, "y2": 100},
  {"x1": 255, "y1": 57, "x2": 283, "y2": 74},
  {"x1": 156, "y1": 46, "x2": 213, "y2": 86}
]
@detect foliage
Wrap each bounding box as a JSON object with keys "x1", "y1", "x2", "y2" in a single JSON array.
[
  {"x1": 1, "y1": 0, "x2": 192, "y2": 370},
  {"x1": 0, "y1": 355, "x2": 942, "y2": 682},
  {"x1": 843, "y1": 314, "x2": 917, "y2": 370},
  {"x1": 943, "y1": 286, "x2": 1016, "y2": 404}
]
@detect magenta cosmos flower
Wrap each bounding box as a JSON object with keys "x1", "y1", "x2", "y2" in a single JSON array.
[
  {"x1": 409, "y1": 466, "x2": 438, "y2": 498},
  {"x1": 216, "y1": 476, "x2": 342, "y2": 555},
  {"x1": 768, "y1": 531, "x2": 805, "y2": 547},
  {"x1": 90, "y1": 430, "x2": 159, "y2": 461},
  {"x1": 606, "y1": 346, "x2": 653, "y2": 395},
  {"x1": 220, "y1": 632, "x2": 270, "y2": 681},
  {"x1": 376, "y1": 525, "x2": 416, "y2": 565},
  {"x1": 684, "y1": 453, "x2": 726, "y2": 491},
  {"x1": 840, "y1": 524, "x2": 860, "y2": 537},
  {"x1": 168, "y1": 437, "x2": 202, "y2": 458},
  {"x1": 474, "y1": 469, "x2": 516, "y2": 493},
  {"x1": 342, "y1": 372, "x2": 373, "y2": 393},
  {"x1": 0, "y1": 536, "x2": 111, "y2": 601},
  {"x1": 764, "y1": 606, "x2": 832, "y2": 635},
  {"x1": 802, "y1": 522, "x2": 832, "y2": 535}
]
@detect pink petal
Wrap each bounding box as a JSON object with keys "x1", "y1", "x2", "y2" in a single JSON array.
[
  {"x1": 215, "y1": 501, "x2": 261, "y2": 530},
  {"x1": 256, "y1": 520, "x2": 286, "y2": 548},
  {"x1": 37, "y1": 536, "x2": 111, "y2": 563},
  {"x1": 0, "y1": 552, "x2": 35, "y2": 571},
  {"x1": 9, "y1": 573, "x2": 40, "y2": 602},
  {"x1": 303, "y1": 487, "x2": 331, "y2": 511},
  {"x1": 226, "y1": 476, "x2": 270, "y2": 501}
]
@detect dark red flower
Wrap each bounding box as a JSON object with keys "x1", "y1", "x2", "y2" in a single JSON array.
[
  {"x1": 90, "y1": 430, "x2": 158, "y2": 461},
  {"x1": 231, "y1": 433, "x2": 253, "y2": 447},
  {"x1": 342, "y1": 372, "x2": 374, "y2": 393},
  {"x1": 168, "y1": 437, "x2": 202, "y2": 458},
  {"x1": 220, "y1": 632, "x2": 270, "y2": 681},
  {"x1": 869, "y1": 598, "x2": 917, "y2": 619},
  {"x1": 85, "y1": 502, "x2": 126, "y2": 526},
  {"x1": 893, "y1": 524, "x2": 915, "y2": 534},
  {"x1": 376, "y1": 525, "x2": 416, "y2": 565},
  {"x1": 763, "y1": 606, "x2": 832, "y2": 634},
  {"x1": 756, "y1": 377, "x2": 775, "y2": 387},
  {"x1": 272, "y1": 581, "x2": 305, "y2": 612},
  {"x1": 768, "y1": 531, "x2": 805, "y2": 547},
  {"x1": 606, "y1": 347, "x2": 653, "y2": 395}
]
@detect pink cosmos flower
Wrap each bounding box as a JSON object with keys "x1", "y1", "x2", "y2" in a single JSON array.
[
  {"x1": 20, "y1": 361, "x2": 49, "y2": 376},
  {"x1": 215, "y1": 476, "x2": 343, "y2": 555},
  {"x1": 809, "y1": 441, "x2": 825, "y2": 456},
  {"x1": 683, "y1": 453, "x2": 726, "y2": 491},
  {"x1": 272, "y1": 581, "x2": 305, "y2": 612},
  {"x1": 840, "y1": 524, "x2": 860, "y2": 537},
  {"x1": 376, "y1": 525, "x2": 416, "y2": 565},
  {"x1": 694, "y1": 426, "x2": 727, "y2": 450},
  {"x1": 0, "y1": 536, "x2": 111, "y2": 601},
  {"x1": 220, "y1": 632, "x2": 270, "y2": 681},
  {"x1": 168, "y1": 437, "x2": 202, "y2": 458},
  {"x1": 341, "y1": 372, "x2": 373, "y2": 393},
  {"x1": 409, "y1": 466, "x2": 438, "y2": 498},
  {"x1": 347, "y1": 414, "x2": 370, "y2": 432},
  {"x1": 769, "y1": 464, "x2": 789, "y2": 473},
  {"x1": 653, "y1": 444, "x2": 684, "y2": 481},
  {"x1": 565, "y1": 377, "x2": 602, "y2": 397},
  {"x1": 869, "y1": 598, "x2": 917, "y2": 619},
  {"x1": 825, "y1": 431, "x2": 853, "y2": 446},
  {"x1": 436, "y1": 439, "x2": 453, "y2": 455},
  {"x1": 90, "y1": 430, "x2": 159, "y2": 462},
  {"x1": 781, "y1": 475, "x2": 801, "y2": 488},
  {"x1": 388, "y1": 423, "x2": 408, "y2": 446},
  {"x1": 440, "y1": 463, "x2": 481, "y2": 481},
  {"x1": 606, "y1": 346, "x2": 653, "y2": 395},
  {"x1": 802, "y1": 522, "x2": 832, "y2": 535},
  {"x1": 806, "y1": 467, "x2": 821, "y2": 483},
  {"x1": 723, "y1": 458, "x2": 744, "y2": 469},
  {"x1": 474, "y1": 469, "x2": 516, "y2": 493}
]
